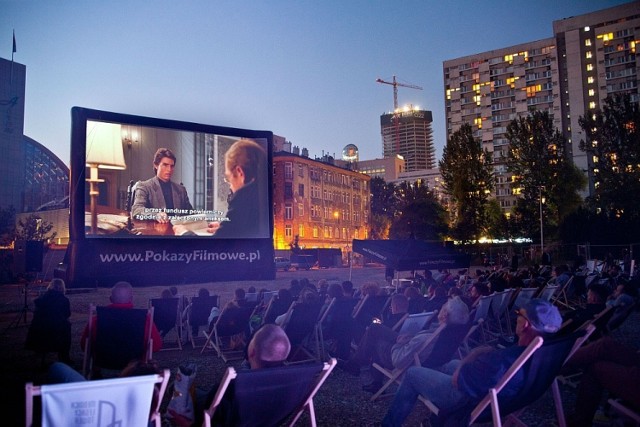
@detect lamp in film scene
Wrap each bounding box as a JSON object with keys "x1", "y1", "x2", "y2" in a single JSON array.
[{"x1": 86, "y1": 122, "x2": 126, "y2": 234}]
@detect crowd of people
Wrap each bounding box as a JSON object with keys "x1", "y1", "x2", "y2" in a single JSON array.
[{"x1": 22, "y1": 256, "x2": 639, "y2": 426}]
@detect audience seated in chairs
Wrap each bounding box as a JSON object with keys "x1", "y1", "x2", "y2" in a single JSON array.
[
  {"x1": 150, "y1": 292, "x2": 182, "y2": 350},
  {"x1": 187, "y1": 288, "x2": 219, "y2": 343},
  {"x1": 422, "y1": 285, "x2": 449, "y2": 313},
  {"x1": 381, "y1": 298, "x2": 562, "y2": 427},
  {"x1": 25, "y1": 278, "x2": 72, "y2": 365},
  {"x1": 81, "y1": 282, "x2": 162, "y2": 377},
  {"x1": 563, "y1": 336, "x2": 640, "y2": 427},
  {"x1": 279, "y1": 287, "x2": 324, "y2": 362},
  {"x1": 404, "y1": 286, "x2": 426, "y2": 314}
]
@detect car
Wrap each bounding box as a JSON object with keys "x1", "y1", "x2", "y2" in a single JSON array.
[{"x1": 274, "y1": 257, "x2": 291, "y2": 271}]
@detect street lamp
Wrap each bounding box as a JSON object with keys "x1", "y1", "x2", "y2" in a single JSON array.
[{"x1": 539, "y1": 186, "x2": 545, "y2": 258}]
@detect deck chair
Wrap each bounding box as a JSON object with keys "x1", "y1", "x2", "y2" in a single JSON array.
[
  {"x1": 437, "y1": 330, "x2": 588, "y2": 426},
  {"x1": 150, "y1": 297, "x2": 182, "y2": 350},
  {"x1": 203, "y1": 358, "x2": 337, "y2": 427},
  {"x1": 488, "y1": 288, "x2": 515, "y2": 338},
  {"x1": 539, "y1": 283, "x2": 559, "y2": 302},
  {"x1": 82, "y1": 305, "x2": 154, "y2": 379},
  {"x1": 372, "y1": 320, "x2": 471, "y2": 402},
  {"x1": 202, "y1": 304, "x2": 253, "y2": 361},
  {"x1": 370, "y1": 322, "x2": 446, "y2": 402},
  {"x1": 282, "y1": 300, "x2": 325, "y2": 363},
  {"x1": 471, "y1": 293, "x2": 498, "y2": 345},
  {"x1": 26, "y1": 369, "x2": 170, "y2": 427},
  {"x1": 457, "y1": 318, "x2": 484, "y2": 357},
  {"x1": 352, "y1": 294, "x2": 391, "y2": 341},
  {"x1": 511, "y1": 287, "x2": 538, "y2": 311},
  {"x1": 186, "y1": 295, "x2": 219, "y2": 348},
  {"x1": 552, "y1": 275, "x2": 577, "y2": 310},
  {"x1": 316, "y1": 297, "x2": 358, "y2": 361}
]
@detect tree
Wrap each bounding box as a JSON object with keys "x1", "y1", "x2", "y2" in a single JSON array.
[
  {"x1": 579, "y1": 94, "x2": 640, "y2": 223},
  {"x1": 389, "y1": 181, "x2": 448, "y2": 240},
  {"x1": 439, "y1": 123, "x2": 494, "y2": 242},
  {"x1": 506, "y1": 110, "x2": 585, "y2": 241},
  {"x1": 14, "y1": 214, "x2": 57, "y2": 242},
  {"x1": 0, "y1": 206, "x2": 16, "y2": 246},
  {"x1": 369, "y1": 177, "x2": 396, "y2": 239}
]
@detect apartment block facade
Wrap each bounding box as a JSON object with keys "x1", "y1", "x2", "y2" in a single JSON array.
[
  {"x1": 443, "y1": 1, "x2": 639, "y2": 211},
  {"x1": 272, "y1": 151, "x2": 370, "y2": 252}
]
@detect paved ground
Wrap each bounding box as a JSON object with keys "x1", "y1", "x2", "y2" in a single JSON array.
[{"x1": 1, "y1": 266, "x2": 638, "y2": 426}]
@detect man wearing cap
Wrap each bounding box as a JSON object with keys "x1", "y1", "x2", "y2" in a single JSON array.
[{"x1": 382, "y1": 299, "x2": 562, "y2": 427}]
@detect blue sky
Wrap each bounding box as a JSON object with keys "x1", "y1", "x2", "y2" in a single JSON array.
[{"x1": 1, "y1": 0, "x2": 632, "y2": 166}]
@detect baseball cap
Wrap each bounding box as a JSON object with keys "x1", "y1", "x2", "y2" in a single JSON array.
[{"x1": 521, "y1": 299, "x2": 562, "y2": 333}]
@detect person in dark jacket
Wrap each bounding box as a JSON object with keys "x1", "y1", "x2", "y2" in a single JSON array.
[{"x1": 25, "y1": 278, "x2": 72, "y2": 364}]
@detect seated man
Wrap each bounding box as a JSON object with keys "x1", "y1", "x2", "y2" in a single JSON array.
[
  {"x1": 561, "y1": 282, "x2": 609, "y2": 333},
  {"x1": 381, "y1": 299, "x2": 562, "y2": 427},
  {"x1": 81, "y1": 281, "x2": 162, "y2": 354},
  {"x1": 606, "y1": 280, "x2": 636, "y2": 309},
  {"x1": 170, "y1": 324, "x2": 291, "y2": 426}
]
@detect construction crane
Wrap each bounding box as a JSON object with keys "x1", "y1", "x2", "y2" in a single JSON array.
[
  {"x1": 376, "y1": 75, "x2": 423, "y2": 112},
  {"x1": 376, "y1": 75, "x2": 423, "y2": 156}
]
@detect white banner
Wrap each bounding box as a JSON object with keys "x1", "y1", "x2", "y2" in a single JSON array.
[{"x1": 40, "y1": 375, "x2": 157, "y2": 427}]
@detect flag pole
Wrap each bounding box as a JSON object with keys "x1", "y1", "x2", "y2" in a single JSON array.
[{"x1": 11, "y1": 30, "x2": 16, "y2": 84}]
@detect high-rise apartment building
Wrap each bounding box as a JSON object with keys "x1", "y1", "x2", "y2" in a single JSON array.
[
  {"x1": 554, "y1": 2, "x2": 640, "y2": 195},
  {"x1": 444, "y1": 38, "x2": 560, "y2": 211},
  {"x1": 381, "y1": 107, "x2": 436, "y2": 172},
  {"x1": 272, "y1": 151, "x2": 370, "y2": 253},
  {"x1": 443, "y1": 1, "x2": 639, "y2": 211}
]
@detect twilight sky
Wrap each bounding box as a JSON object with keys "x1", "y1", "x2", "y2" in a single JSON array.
[{"x1": 1, "y1": 0, "x2": 632, "y2": 167}]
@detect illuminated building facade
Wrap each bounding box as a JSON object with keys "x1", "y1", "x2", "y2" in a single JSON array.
[
  {"x1": 444, "y1": 38, "x2": 560, "y2": 212},
  {"x1": 380, "y1": 107, "x2": 435, "y2": 172},
  {"x1": 443, "y1": 2, "x2": 640, "y2": 211},
  {"x1": 272, "y1": 151, "x2": 370, "y2": 252},
  {"x1": 554, "y1": 2, "x2": 640, "y2": 195}
]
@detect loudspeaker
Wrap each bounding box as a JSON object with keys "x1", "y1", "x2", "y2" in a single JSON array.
[{"x1": 13, "y1": 240, "x2": 44, "y2": 274}]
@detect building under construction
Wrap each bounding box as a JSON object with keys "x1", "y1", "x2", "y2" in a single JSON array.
[{"x1": 380, "y1": 107, "x2": 436, "y2": 172}]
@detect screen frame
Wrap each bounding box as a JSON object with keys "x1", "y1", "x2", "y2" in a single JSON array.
[{"x1": 65, "y1": 107, "x2": 275, "y2": 286}]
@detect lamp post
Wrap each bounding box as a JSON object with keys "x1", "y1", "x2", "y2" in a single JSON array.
[{"x1": 539, "y1": 186, "x2": 545, "y2": 258}]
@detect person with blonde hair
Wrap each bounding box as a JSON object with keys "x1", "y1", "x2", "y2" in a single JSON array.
[{"x1": 25, "y1": 278, "x2": 72, "y2": 364}]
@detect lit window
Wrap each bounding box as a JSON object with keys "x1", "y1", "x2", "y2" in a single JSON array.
[
  {"x1": 584, "y1": 26, "x2": 590, "y2": 32},
  {"x1": 589, "y1": 101, "x2": 596, "y2": 109},
  {"x1": 585, "y1": 51, "x2": 592, "y2": 59},
  {"x1": 585, "y1": 39, "x2": 592, "y2": 46},
  {"x1": 589, "y1": 89, "x2": 595, "y2": 97},
  {"x1": 586, "y1": 64, "x2": 594, "y2": 71},
  {"x1": 588, "y1": 76, "x2": 595, "y2": 84}
]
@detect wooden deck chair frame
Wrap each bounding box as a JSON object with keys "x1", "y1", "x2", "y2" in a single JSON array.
[
  {"x1": 370, "y1": 322, "x2": 447, "y2": 402},
  {"x1": 511, "y1": 287, "x2": 539, "y2": 311},
  {"x1": 507, "y1": 324, "x2": 596, "y2": 427},
  {"x1": 473, "y1": 292, "x2": 499, "y2": 344},
  {"x1": 488, "y1": 288, "x2": 515, "y2": 338},
  {"x1": 203, "y1": 358, "x2": 337, "y2": 427},
  {"x1": 82, "y1": 304, "x2": 154, "y2": 379},
  {"x1": 149, "y1": 297, "x2": 182, "y2": 351},
  {"x1": 539, "y1": 283, "x2": 559, "y2": 302},
  {"x1": 26, "y1": 368, "x2": 170, "y2": 427},
  {"x1": 458, "y1": 318, "x2": 484, "y2": 358},
  {"x1": 282, "y1": 301, "x2": 325, "y2": 364},
  {"x1": 607, "y1": 398, "x2": 640, "y2": 426},
  {"x1": 551, "y1": 276, "x2": 577, "y2": 310},
  {"x1": 315, "y1": 297, "x2": 358, "y2": 361},
  {"x1": 467, "y1": 336, "x2": 545, "y2": 426},
  {"x1": 202, "y1": 304, "x2": 252, "y2": 362}
]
